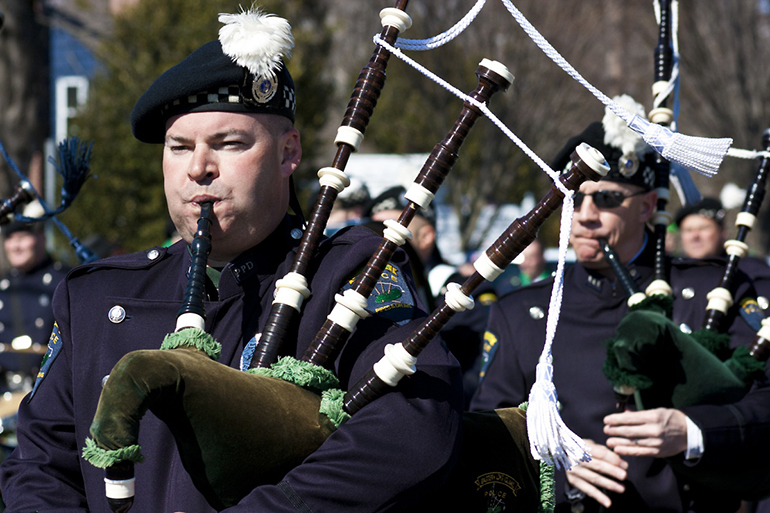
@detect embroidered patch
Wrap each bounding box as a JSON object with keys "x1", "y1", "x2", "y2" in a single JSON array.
[
  {"x1": 478, "y1": 330, "x2": 499, "y2": 383},
  {"x1": 29, "y1": 322, "x2": 63, "y2": 401},
  {"x1": 474, "y1": 471, "x2": 523, "y2": 511},
  {"x1": 344, "y1": 263, "x2": 415, "y2": 325},
  {"x1": 739, "y1": 298, "x2": 765, "y2": 333}
]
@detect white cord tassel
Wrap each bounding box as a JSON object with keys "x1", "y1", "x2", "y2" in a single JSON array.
[
  {"x1": 527, "y1": 360, "x2": 591, "y2": 470},
  {"x1": 526, "y1": 194, "x2": 590, "y2": 470},
  {"x1": 626, "y1": 116, "x2": 730, "y2": 177}
]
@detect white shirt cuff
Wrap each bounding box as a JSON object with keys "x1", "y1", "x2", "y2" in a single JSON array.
[{"x1": 685, "y1": 415, "x2": 704, "y2": 461}]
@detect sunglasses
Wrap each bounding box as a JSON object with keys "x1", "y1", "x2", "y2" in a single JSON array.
[{"x1": 574, "y1": 190, "x2": 647, "y2": 209}]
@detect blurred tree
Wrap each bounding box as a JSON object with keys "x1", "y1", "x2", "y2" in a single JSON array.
[
  {"x1": 0, "y1": 0, "x2": 49, "y2": 198},
  {"x1": 62, "y1": 0, "x2": 333, "y2": 254},
  {"x1": 677, "y1": 0, "x2": 770, "y2": 253}
]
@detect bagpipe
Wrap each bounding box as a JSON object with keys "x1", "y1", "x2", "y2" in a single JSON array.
[
  {"x1": 79, "y1": 4, "x2": 620, "y2": 512},
  {"x1": 599, "y1": 129, "x2": 770, "y2": 498},
  {"x1": 594, "y1": 1, "x2": 770, "y2": 499},
  {"x1": 600, "y1": 0, "x2": 770, "y2": 414}
]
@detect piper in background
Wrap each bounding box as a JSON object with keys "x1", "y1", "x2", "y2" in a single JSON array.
[
  {"x1": 675, "y1": 196, "x2": 770, "y2": 311},
  {"x1": 471, "y1": 96, "x2": 770, "y2": 512}
]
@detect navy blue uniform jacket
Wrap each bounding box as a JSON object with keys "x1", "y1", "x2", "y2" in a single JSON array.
[
  {"x1": 471, "y1": 240, "x2": 770, "y2": 512},
  {"x1": 0, "y1": 223, "x2": 462, "y2": 512}
]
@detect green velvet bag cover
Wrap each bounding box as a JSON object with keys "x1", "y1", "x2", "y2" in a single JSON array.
[
  {"x1": 87, "y1": 347, "x2": 335, "y2": 510},
  {"x1": 603, "y1": 309, "x2": 753, "y2": 409},
  {"x1": 426, "y1": 407, "x2": 550, "y2": 513}
]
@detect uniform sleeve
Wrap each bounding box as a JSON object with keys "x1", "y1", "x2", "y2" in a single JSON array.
[
  {"x1": 468, "y1": 298, "x2": 531, "y2": 411},
  {"x1": 0, "y1": 280, "x2": 89, "y2": 511},
  {"x1": 675, "y1": 271, "x2": 770, "y2": 498}
]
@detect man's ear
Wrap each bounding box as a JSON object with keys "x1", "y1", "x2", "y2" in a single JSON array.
[
  {"x1": 639, "y1": 189, "x2": 658, "y2": 223},
  {"x1": 280, "y1": 128, "x2": 301, "y2": 178}
]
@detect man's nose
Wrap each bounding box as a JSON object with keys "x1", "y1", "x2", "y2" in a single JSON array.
[{"x1": 188, "y1": 147, "x2": 219, "y2": 181}]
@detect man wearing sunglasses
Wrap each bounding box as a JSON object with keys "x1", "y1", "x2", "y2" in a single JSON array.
[{"x1": 471, "y1": 96, "x2": 770, "y2": 513}]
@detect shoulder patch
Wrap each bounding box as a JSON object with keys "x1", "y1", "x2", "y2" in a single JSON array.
[
  {"x1": 477, "y1": 330, "x2": 499, "y2": 383},
  {"x1": 739, "y1": 297, "x2": 765, "y2": 333},
  {"x1": 29, "y1": 322, "x2": 63, "y2": 401},
  {"x1": 343, "y1": 263, "x2": 415, "y2": 325},
  {"x1": 477, "y1": 291, "x2": 498, "y2": 306}
]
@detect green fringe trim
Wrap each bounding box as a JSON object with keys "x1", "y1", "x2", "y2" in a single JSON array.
[
  {"x1": 602, "y1": 340, "x2": 653, "y2": 390},
  {"x1": 160, "y1": 328, "x2": 222, "y2": 360},
  {"x1": 82, "y1": 438, "x2": 145, "y2": 468},
  {"x1": 725, "y1": 345, "x2": 768, "y2": 382},
  {"x1": 690, "y1": 328, "x2": 731, "y2": 359},
  {"x1": 518, "y1": 402, "x2": 555, "y2": 513},
  {"x1": 320, "y1": 388, "x2": 350, "y2": 428},
  {"x1": 246, "y1": 356, "x2": 340, "y2": 392},
  {"x1": 629, "y1": 294, "x2": 673, "y2": 318}
]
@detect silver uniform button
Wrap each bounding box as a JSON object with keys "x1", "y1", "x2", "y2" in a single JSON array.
[
  {"x1": 43, "y1": 272, "x2": 53, "y2": 285},
  {"x1": 0, "y1": 279, "x2": 8, "y2": 291},
  {"x1": 102, "y1": 375, "x2": 110, "y2": 388},
  {"x1": 529, "y1": 306, "x2": 545, "y2": 320},
  {"x1": 681, "y1": 287, "x2": 695, "y2": 300},
  {"x1": 679, "y1": 323, "x2": 692, "y2": 334},
  {"x1": 39, "y1": 294, "x2": 50, "y2": 307},
  {"x1": 108, "y1": 305, "x2": 127, "y2": 324},
  {"x1": 290, "y1": 228, "x2": 303, "y2": 240},
  {"x1": 758, "y1": 296, "x2": 769, "y2": 311},
  {"x1": 147, "y1": 249, "x2": 161, "y2": 260},
  {"x1": 35, "y1": 318, "x2": 45, "y2": 328}
]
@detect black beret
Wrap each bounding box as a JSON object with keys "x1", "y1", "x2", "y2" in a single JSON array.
[
  {"x1": 131, "y1": 40, "x2": 296, "y2": 144},
  {"x1": 674, "y1": 197, "x2": 726, "y2": 227},
  {"x1": 552, "y1": 121, "x2": 656, "y2": 191},
  {"x1": 3, "y1": 220, "x2": 42, "y2": 236}
]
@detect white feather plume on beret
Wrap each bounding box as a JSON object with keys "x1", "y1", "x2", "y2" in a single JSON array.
[
  {"x1": 602, "y1": 94, "x2": 650, "y2": 158},
  {"x1": 218, "y1": 8, "x2": 295, "y2": 82}
]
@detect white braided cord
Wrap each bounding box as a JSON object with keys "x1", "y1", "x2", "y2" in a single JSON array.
[
  {"x1": 393, "y1": 0, "x2": 487, "y2": 51},
  {"x1": 727, "y1": 148, "x2": 770, "y2": 160}
]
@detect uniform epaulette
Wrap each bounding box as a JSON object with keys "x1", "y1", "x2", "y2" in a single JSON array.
[{"x1": 498, "y1": 275, "x2": 556, "y2": 303}]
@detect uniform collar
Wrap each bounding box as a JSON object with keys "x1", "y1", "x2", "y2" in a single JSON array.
[
  {"x1": 222, "y1": 215, "x2": 301, "y2": 288},
  {"x1": 179, "y1": 215, "x2": 302, "y2": 299}
]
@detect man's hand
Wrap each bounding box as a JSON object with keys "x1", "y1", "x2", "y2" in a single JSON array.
[
  {"x1": 603, "y1": 408, "x2": 688, "y2": 458},
  {"x1": 566, "y1": 439, "x2": 628, "y2": 509}
]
